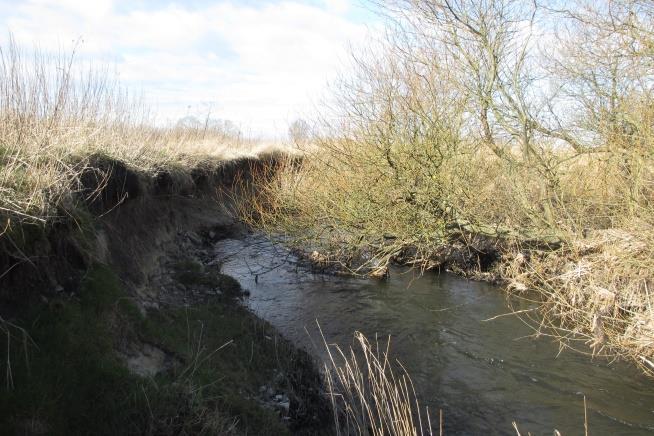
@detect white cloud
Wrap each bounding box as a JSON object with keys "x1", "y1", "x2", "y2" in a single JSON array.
[
  {"x1": 1, "y1": 0, "x2": 377, "y2": 137},
  {"x1": 324, "y1": 0, "x2": 350, "y2": 14}
]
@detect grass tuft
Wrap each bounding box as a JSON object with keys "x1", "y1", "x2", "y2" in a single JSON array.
[{"x1": 321, "y1": 328, "x2": 434, "y2": 436}]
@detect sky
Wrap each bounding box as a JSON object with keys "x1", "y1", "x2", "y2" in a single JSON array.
[{"x1": 0, "y1": 0, "x2": 382, "y2": 138}]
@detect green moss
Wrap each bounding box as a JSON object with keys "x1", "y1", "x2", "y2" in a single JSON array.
[
  {"x1": 172, "y1": 258, "x2": 244, "y2": 296},
  {"x1": 0, "y1": 265, "x2": 144, "y2": 435},
  {"x1": 173, "y1": 259, "x2": 208, "y2": 285},
  {"x1": 142, "y1": 304, "x2": 295, "y2": 435},
  {"x1": 0, "y1": 264, "x2": 324, "y2": 435}
]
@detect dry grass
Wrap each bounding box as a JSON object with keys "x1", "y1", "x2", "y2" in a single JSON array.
[
  {"x1": 0, "y1": 38, "x2": 286, "y2": 225},
  {"x1": 320, "y1": 329, "x2": 591, "y2": 435},
  {"x1": 320, "y1": 328, "x2": 434, "y2": 436},
  {"x1": 506, "y1": 219, "x2": 654, "y2": 375}
]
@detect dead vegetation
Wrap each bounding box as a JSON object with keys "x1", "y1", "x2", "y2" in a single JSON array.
[
  {"x1": 0, "y1": 36, "x2": 285, "y2": 226},
  {"x1": 505, "y1": 221, "x2": 654, "y2": 375},
  {"x1": 321, "y1": 329, "x2": 434, "y2": 436}
]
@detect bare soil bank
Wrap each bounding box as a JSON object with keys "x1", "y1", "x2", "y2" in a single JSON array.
[{"x1": 0, "y1": 154, "x2": 331, "y2": 435}]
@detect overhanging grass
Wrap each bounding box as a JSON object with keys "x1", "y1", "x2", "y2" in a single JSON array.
[{"x1": 0, "y1": 38, "x2": 289, "y2": 226}]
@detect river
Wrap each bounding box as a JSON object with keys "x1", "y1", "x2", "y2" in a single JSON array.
[{"x1": 213, "y1": 234, "x2": 654, "y2": 435}]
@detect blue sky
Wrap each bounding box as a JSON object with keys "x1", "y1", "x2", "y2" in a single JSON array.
[{"x1": 0, "y1": 0, "x2": 382, "y2": 138}]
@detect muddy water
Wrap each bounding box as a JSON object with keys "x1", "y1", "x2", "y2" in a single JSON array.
[{"x1": 213, "y1": 234, "x2": 654, "y2": 435}]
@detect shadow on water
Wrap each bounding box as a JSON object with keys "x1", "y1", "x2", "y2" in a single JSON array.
[{"x1": 214, "y1": 234, "x2": 654, "y2": 435}]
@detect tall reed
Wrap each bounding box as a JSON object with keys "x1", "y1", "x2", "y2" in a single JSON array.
[{"x1": 321, "y1": 329, "x2": 433, "y2": 436}]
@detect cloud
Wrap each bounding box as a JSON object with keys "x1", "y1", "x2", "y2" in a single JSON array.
[
  {"x1": 324, "y1": 0, "x2": 350, "y2": 14},
  {"x1": 1, "y1": 0, "x2": 378, "y2": 137}
]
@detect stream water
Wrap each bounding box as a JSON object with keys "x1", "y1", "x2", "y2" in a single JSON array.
[{"x1": 213, "y1": 234, "x2": 654, "y2": 435}]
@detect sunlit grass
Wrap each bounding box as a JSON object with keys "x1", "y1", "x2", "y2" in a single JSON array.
[{"x1": 0, "y1": 38, "x2": 288, "y2": 225}]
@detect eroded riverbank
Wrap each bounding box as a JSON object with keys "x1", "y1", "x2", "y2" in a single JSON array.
[
  {"x1": 0, "y1": 157, "x2": 332, "y2": 435},
  {"x1": 2, "y1": 151, "x2": 652, "y2": 435}
]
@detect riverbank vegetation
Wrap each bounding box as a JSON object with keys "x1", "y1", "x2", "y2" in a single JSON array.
[
  {"x1": 239, "y1": 1, "x2": 654, "y2": 375},
  {"x1": 0, "y1": 37, "x2": 279, "y2": 226}
]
